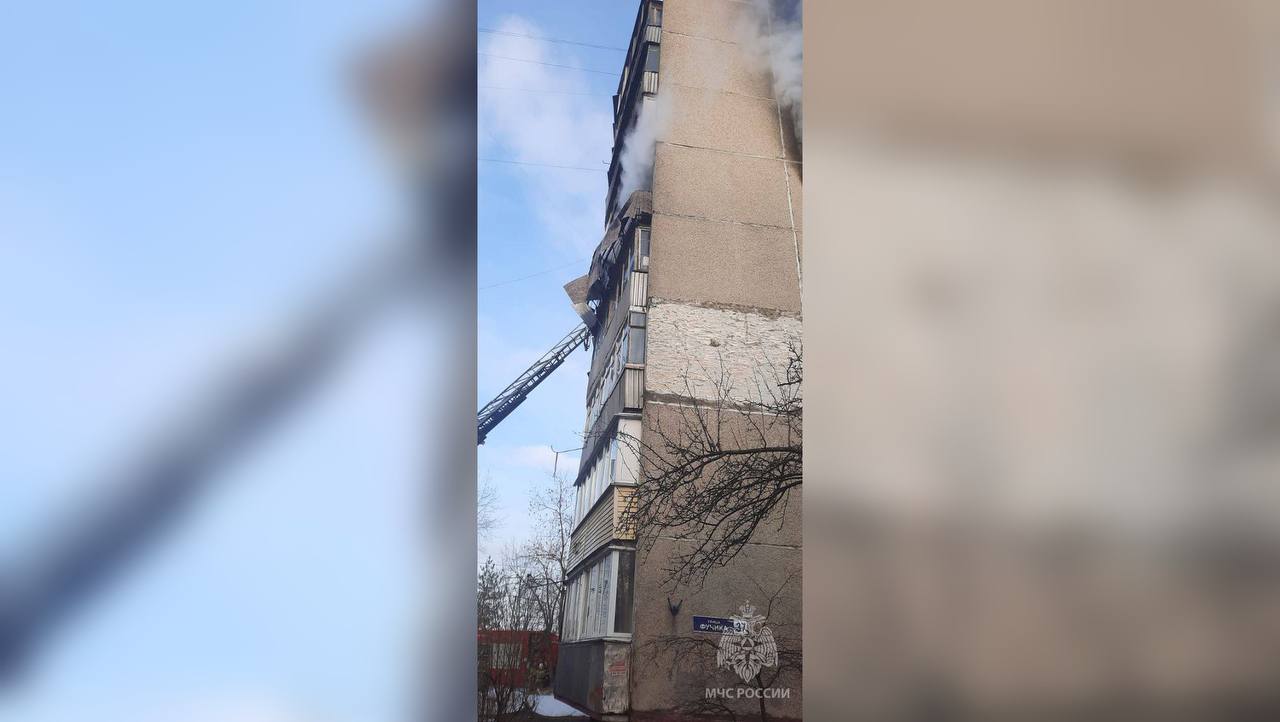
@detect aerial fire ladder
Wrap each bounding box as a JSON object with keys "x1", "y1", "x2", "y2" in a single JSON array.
[{"x1": 476, "y1": 324, "x2": 589, "y2": 445}]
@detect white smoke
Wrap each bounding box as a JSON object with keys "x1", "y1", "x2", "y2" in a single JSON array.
[
  {"x1": 615, "y1": 92, "x2": 672, "y2": 212},
  {"x1": 745, "y1": 0, "x2": 803, "y2": 146}
]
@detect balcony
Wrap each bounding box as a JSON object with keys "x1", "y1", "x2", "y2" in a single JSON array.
[
  {"x1": 568, "y1": 485, "x2": 638, "y2": 571},
  {"x1": 605, "y1": 1, "x2": 662, "y2": 220}
]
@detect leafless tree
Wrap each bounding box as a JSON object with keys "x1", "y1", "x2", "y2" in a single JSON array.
[
  {"x1": 497, "y1": 470, "x2": 573, "y2": 695},
  {"x1": 476, "y1": 469, "x2": 576, "y2": 720},
  {"x1": 478, "y1": 472, "x2": 501, "y2": 542},
  {"x1": 522, "y1": 470, "x2": 573, "y2": 634},
  {"x1": 620, "y1": 344, "x2": 802, "y2": 589},
  {"x1": 477, "y1": 552, "x2": 541, "y2": 721}
]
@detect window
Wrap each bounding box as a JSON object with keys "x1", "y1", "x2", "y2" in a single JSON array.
[
  {"x1": 648, "y1": 4, "x2": 663, "y2": 27},
  {"x1": 561, "y1": 550, "x2": 632, "y2": 642},
  {"x1": 583, "y1": 326, "x2": 632, "y2": 434},
  {"x1": 628, "y1": 326, "x2": 646, "y2": 365},
  {"x1": 584, "y1": 564, "x2": 597, "y2": 633},
  {"x1": 644, "y1": 45, "x2": 660, "y2": 72},
  {"x1": 614, "y1": 550, "x2": 635, "y2": 634},
  {"x1": 614, "y1": 435, "x2": 624, "y2": 483},
  {"x1": 574, "y1": 431, "x2": 626, "y2": 526},
  {"x1": 575, "y1": 416, "x2": 642, "y2": 526},
  {"x1": 628, "y1": 229, "x2": 648, "y2": 275},
  {"x1": 636, "y1": 227, "x2": 650, "y2": 270},
  {"x1": 595, "y1": 554, "x2": 612, "y2": 632}
]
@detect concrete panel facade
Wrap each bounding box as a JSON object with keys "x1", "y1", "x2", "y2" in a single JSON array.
[
  {"x1": 658, "y1": 31, "x2": 772, "y2": 100},
  {"x1": 661, "y1": 83, "x2": 784, "y2": 158},
  {"x1": 652, "y1": 144, "x2": 794, "y2": 230},
  {"x1": 661, "y1": 0, "x2": 755, "y2": 45},
  {"x1": 648, "y1": 214, "x2": 801, "y2": 312},
  {"x1": 644, "y1": 300, "x2": 801, "y2": 403}
]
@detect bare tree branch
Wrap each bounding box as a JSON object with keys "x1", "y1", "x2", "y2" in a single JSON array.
[
  {"x1": 620, "y1": 344, "x2": 802, "y2": 589},
  {"x1": 636, "y1": 571, "x2": 802, "y2": 721},
  {"x1": 477, "y1": 472, "x2": 501, "y2": 542}
]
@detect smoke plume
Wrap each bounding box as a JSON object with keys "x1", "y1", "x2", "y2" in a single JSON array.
[
  {"x1": 615, "y1": 92, "x2": 672, "y2": 212},
  {"x1": 746, "y1": 0, "x2": 803, "y2": 146}
]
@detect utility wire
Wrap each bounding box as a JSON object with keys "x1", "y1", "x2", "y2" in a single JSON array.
[
  {"x1": 479, "y1": 28, "x2": 628, "y2": 52},
  {"x1": 480, "y1": 258, "x2": 590, "y2": 291},
  {"x1": 480, "y1": 158, "x2": 607, "y2": 172},
  {"x1": 478, "y1": 53, "x2": 619, "y2": 76},
  {"x1": 480, "y1": 85, "x2": 613, "y2": 97}
]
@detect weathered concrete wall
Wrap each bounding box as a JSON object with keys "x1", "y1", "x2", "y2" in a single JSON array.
[
  {"x1": 638, "y1": 401, "x2": 802, "y2": 548},
  {"x1": 630, "y1": 535, "x2": 802, "y2": 721},
  {"x1": 645, "y1": 299, "x2": 800, "y2": 405},
  {"x1": 628, "y1": 397, "x2": 802, "y2": 719},
  {"x1": 648, "y1": 212, "x2": 801, "y2": 313},
  {"x1": 649, "y1": 0, "x2": 803, "y2": 317},
  {"x1": 602, "y1": 641, "x2": 631, "y2": 715}
]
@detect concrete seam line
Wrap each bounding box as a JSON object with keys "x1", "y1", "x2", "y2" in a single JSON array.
[
  {"x1": 659, "y1": 139, "x2": 792, "y2": 163},
  {"x1": 651, "y1": 209, "x2": 794, "y2": 233},
  {"x1": 644, "y1": 398, "x2": 784, "y2": 417},
  {"x1": 652, "y1": 534, "x2": 802, "y2": 551},
  {"x1": 665, "y1": 81, "x2": 778, "y2": 103}
]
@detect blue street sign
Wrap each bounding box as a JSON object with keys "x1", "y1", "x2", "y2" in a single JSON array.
[{"x1": 692, "y1": 615, "x2": 736, "y2": 634}]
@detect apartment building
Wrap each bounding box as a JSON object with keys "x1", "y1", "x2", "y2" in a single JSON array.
[{"x1": 556, "y1": 2, "x2": 801, "y2": 719}]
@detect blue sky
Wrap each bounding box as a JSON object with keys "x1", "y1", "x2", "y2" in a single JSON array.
[
  {"x1": 476, "y1": 0, "x2": 637, "y2": 556},
  {"x1": 0, "y1": 0, "x2": 426, "y2": 720}
]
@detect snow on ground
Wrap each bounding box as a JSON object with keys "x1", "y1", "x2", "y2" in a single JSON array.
[{"x1": 530, "y1": 694, "x2": 585, "y2": 717}]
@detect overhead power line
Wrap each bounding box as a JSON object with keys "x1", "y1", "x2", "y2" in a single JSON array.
[
  {"x1": 480, "y1": 85, "x2": 613, "y2": 97},
  {"x1": 479, "y1": 258, "x2": 591, "y2": 292},
  {"x1": 479, "y1": 28, "x2": 628, "y2": 52},
  {"x1": 480, "y1": 158, "x2": 607, "y2": 172},
  {"x1": 478, "y1": 53, "x2": 619, "y2": 76}
]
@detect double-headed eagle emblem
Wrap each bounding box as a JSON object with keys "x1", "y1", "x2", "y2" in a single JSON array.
[{"x1": 716, "y1": 601, "x2": 778, "y2": 683}]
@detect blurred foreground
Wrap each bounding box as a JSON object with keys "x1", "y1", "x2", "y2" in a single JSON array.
[
  {"x1": 1, "y1": 1, "x2": 476, "y2": 720},
  {"x1": 806, "y1": 1, "x2": 1280, "y2": 720}
]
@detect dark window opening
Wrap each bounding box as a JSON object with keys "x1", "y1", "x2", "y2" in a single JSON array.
[{"x1": 613, "y1": 550, "x2": 635, "y2": 634}]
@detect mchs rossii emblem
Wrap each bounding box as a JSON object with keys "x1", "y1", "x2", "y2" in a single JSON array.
[{"x1": 716, "y1": 601, "x2": 778, "y2": 683}]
